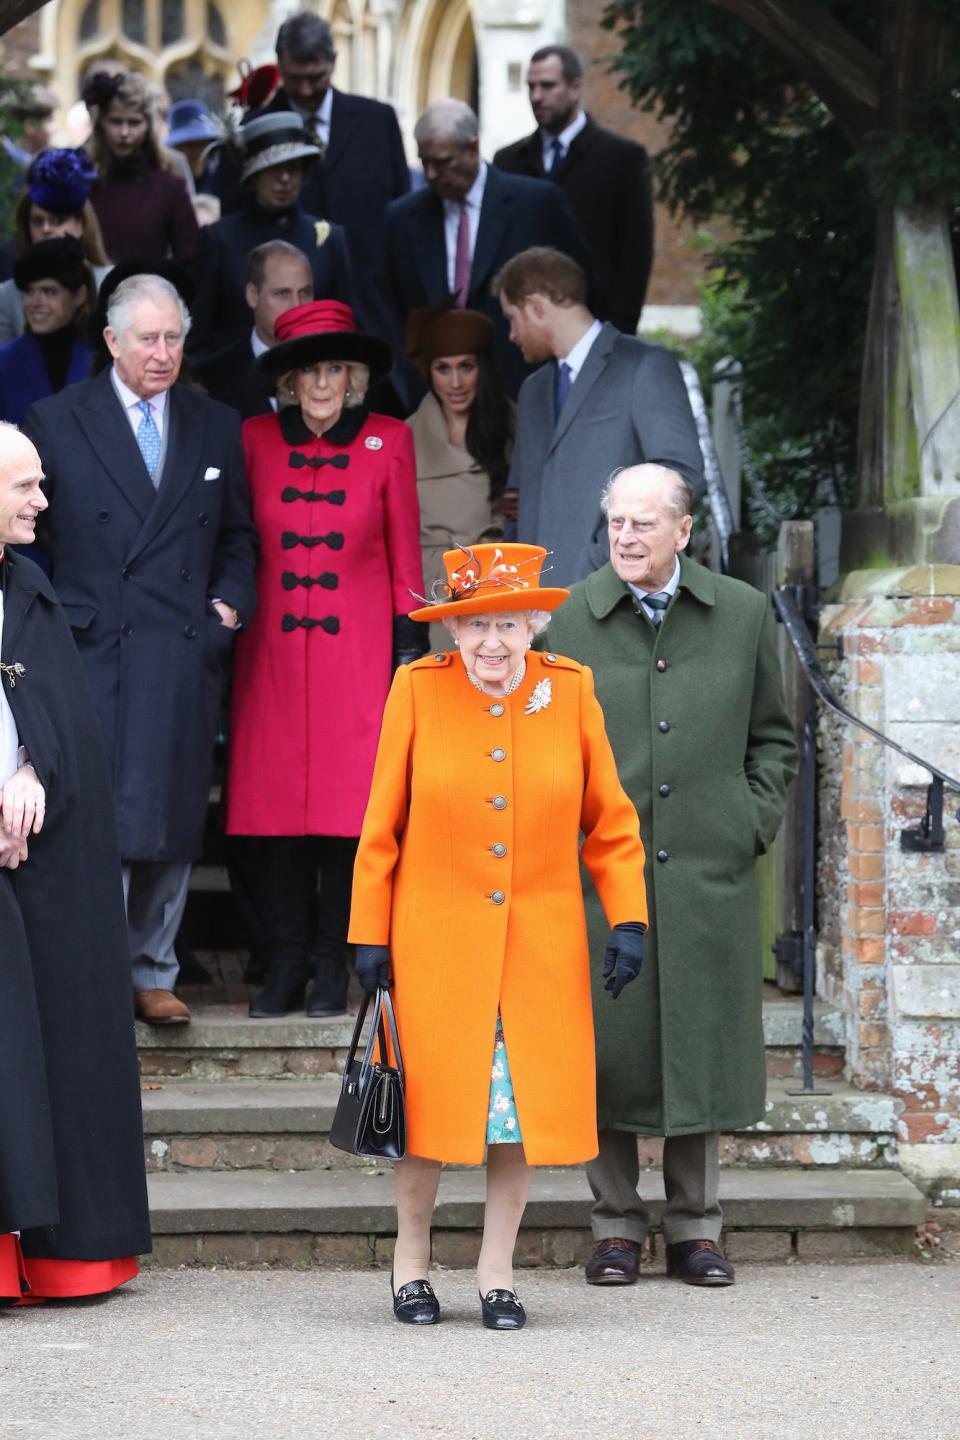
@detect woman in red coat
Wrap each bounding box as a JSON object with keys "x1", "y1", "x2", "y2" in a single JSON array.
[{"x1": 224, "y1": 301, "x2": 425, "y2": 1017}]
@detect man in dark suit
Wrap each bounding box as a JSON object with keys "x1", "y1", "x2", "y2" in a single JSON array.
[
  {"x1": 24, "y1": 274, "x2": 258, "y2": 1026},
  {"x1": 218, "y1": 11, "x2": 408, "y2": 337},
  {"x1": 195, "y1": 239, "x2": 313, "y2": 419},
  {"x1": 494, "y1": 45, "x2": 654, "y2": 336},
  {"x1": 494, "y1": 247, "x2": 702, "y2": 585},
  {"x1": 189, "y1": 113, "x2": 353, "y2": 361},
  {"x1": 383, "y1": 99, "x2": 591, "y2": 401}
]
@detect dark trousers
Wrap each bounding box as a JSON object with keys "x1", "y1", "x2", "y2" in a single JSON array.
[
  {"x1": 226, "y1": 835, "x2": 358, "y2": 967},
  {"x1": 587, "y1": 1128, "x2": 722, "y2": 1245}
]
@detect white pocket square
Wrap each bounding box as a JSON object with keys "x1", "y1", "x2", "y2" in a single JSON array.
[{"x1": 203, "y1": 467, "x2": 221, "y2": 481}]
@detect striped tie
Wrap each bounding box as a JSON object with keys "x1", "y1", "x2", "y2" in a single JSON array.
[{"x1": 643, "y1": 591, "x2": 671, "y2": 627}]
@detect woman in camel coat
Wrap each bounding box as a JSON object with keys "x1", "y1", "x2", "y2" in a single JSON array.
[{"x1": 349, "y1": 542, "x2": 648, "y2": 1331}]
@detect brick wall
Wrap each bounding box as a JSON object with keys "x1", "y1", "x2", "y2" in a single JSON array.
[
  {"x1": 821, "y1": 570, "x2": 960, "y2": 1201},
  {"x1": 567, "y1": 1, "x2": 705, "y2": 308}
]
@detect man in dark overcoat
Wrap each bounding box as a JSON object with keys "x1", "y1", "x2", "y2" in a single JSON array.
[
  {"x1": 382, "y1": 100, "x2": 591, "y2": 403},
  {"x1": 0, "y1": 425, "x2": 150, "y2": 1297},
  {"x1": 24, "y1": 274, "x2": 258, "y2": 1025},
  {"x1": 193, "y1": 239, "x2": 314, "y2": 420},
  {"x1": 494, "y1": 44, "x2": 654, "y2": 336},
  {"x1": 537, "y1": 464, "x2": 797, "y2": 1286}
]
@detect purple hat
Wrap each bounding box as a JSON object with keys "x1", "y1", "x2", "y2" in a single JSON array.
[
  {"x1": 27, "y1": 148, "x2": 97, "y2": 216},
  {"x1": 167, "y1": 99, "x2": 222, "y2": 148}
]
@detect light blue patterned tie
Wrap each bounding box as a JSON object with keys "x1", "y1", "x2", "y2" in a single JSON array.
[
  {"x1": 644, "y1": 591, "x2": 672, "y2": 627},
  {"x1": 136, "y1": 399, "x2": 161, "y2": 483}
]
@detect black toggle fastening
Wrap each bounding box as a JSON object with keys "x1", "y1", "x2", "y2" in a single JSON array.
[
  {"x1": 281, "y1": 614, "x2": 340, "y2": 634},
  {"x1": 281, "y1": 487, "x2": 346, "y2": 504},
  {"x1": 282, "y1": 572, "x2": 339, "y2": 590},
  {"x1": 281, "y1": 531, "x2": 345, "y2": 550},
  {"x1": 288, "y1": 452, "x2": 350, "y2": 471}
]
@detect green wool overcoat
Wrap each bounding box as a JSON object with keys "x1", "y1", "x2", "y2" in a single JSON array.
[{"x1": 537, "y1": 556, "x2": 798, "y2": 1136}]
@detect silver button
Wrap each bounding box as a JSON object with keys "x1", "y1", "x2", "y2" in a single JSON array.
[
  {"x1": 545, "y1": 653, "x2": 556, "y2": 662},
  {"x1": 434, "y1": 653, "x2": 444, "y2": 662},
  {"x1": 490, "y1": 703, "x2": 504, "y2": 717},
  {"x1": 492, "y1": 795, "x2": 507, "y2": 810},
  {"x1": 492, "y1": 843, "x2": 507, "y2": 858},
  {"x1": 491, "y1": 890, "x2": 505, "y2": 905},
  {"x1": 491, "y1": 747, "x2": 506, "y2": 762}
]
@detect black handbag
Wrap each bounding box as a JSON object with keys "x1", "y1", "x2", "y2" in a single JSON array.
[{"x1": 330, "y1": 986, "x2": 406, "y2": 1160}]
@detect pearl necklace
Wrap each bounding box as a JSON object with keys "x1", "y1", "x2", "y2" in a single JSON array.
[{"x1": 466, "y1": 657, "x2": 527, "y2": 697}]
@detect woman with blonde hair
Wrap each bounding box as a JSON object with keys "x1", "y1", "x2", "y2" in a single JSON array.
[
  {"x1": 84, "y1": 69, "x2": 198, "y2": 265},
  {"x1": 224, "y1": 301, "x2": 425, "y2": 1021}
]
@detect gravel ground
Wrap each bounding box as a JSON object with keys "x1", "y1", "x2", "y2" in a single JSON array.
[{"x1": 1, "y1": 1262, "x2": 958, "y2": 1440}]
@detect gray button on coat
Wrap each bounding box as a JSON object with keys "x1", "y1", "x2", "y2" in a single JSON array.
[{"x1": 537, "y1": 556, "x2": 798, "y2": 1136}]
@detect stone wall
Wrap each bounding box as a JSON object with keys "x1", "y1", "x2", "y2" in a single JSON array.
[{"x1": 820, "y1": 565, "x2": 960, "y2": 1202}]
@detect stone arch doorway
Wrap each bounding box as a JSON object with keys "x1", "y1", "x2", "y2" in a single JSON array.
[{"x1": 395, "y1": 0, "x2": 479, "y2": 135}]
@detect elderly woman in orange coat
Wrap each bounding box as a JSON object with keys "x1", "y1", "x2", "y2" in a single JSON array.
[{"x1": 349, "y1": 542, "x2": 649, "y2": 1330}]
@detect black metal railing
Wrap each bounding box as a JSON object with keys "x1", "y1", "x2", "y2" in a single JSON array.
[{"x1": 772, "y1": 584, "x2": 960, "y2": 1096}]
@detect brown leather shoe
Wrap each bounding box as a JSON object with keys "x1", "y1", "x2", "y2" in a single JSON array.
[
  {"x1": 666, "y1": 1239, "x2": 735, "y2": 1286},
  {"x1": 134, "y1": 989, "x2": 191, "y2": 1025},
  {"x1": 585, "y1": 1237, "x2": 641, "y2": 1285}
]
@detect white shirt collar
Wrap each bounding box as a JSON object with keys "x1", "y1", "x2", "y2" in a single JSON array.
[
  {"x1": 557, "y1": 317, "x2": 602, "y2": 380},
  {"x1": 293, "y1": 87, "x2": 333, "y2": 130},
  {"x1": 541, "y1": 110, "x2": 587, "y2": 165},
  {"x1": 250, "y1": 327, "x2": 270, "y2": 358},
  {"x1": 110, "y1": 367, "x2": 169, "y2": 423},
  {"x1": 443, "y1": 160, "x2": 487, "y2": 219},
  {"x1": 628, "y1": 557, "x2": 682, "y2": 602}
]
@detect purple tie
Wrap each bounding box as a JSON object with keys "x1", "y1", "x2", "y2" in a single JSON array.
[{"x1": 453, "y1": 202, "x2": 471, "y2": 306}]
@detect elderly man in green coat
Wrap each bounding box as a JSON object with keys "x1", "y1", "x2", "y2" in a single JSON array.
[{"x1": 537, "y1": 463, "x2": 797, "y2": 1286}]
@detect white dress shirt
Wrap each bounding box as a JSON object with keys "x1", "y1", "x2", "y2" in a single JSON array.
[
  {"x1": 110, "y1": 367, "x2": 168, "y2": 440},
  {"x1": 557, "y1": 318, "x2": 603, "y2": 384},
  {"x1": 443, "y1": 162, "x2": 488, "y2": 294},
  {"x1": 629, "y1": 556, "x2": 682, "y2": 620},
  {"x1": 0, "y1": 585, "x2": 20, "y2": 785},
  {"x1": 541, "y1": 110, "x2": 587, "y2": 170}
]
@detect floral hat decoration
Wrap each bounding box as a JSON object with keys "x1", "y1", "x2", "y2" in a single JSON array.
[
  {"x1": 26, "y1": 148, "x2": 97, "y2": 215},
  {"x1": 408, "y1": 543, "x2": 569, "y2": 623}
]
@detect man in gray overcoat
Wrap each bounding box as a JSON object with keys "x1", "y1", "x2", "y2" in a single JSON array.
[
  {"x1": 494, "y1": 247, "x2": 703, "y2": 584},
  {"x1": 537, "y1": 464, "x2": 797, "y2": 1285}
]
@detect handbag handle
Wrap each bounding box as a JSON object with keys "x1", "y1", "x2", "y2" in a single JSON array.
[{"x1": 341, "y1": 986, "x2": 405, "y2": 1092}]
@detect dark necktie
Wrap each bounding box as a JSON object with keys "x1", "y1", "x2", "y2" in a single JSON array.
[
  {"x1": 554, "y1": 361, "x2": 572, "y2": 419},
  {"x1": 643, "y1": 592, "x2": 672, "y2": 627},
  {"x1": 547, "y1": 137, "x2": 565, "y2": 173}
]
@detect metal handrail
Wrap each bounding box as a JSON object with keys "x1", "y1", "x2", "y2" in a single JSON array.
[
  {"x1": 681, "y1": 361, "x2": 735, "y2": 570},
  {"x1": 772, "y1": 584, "x2": 960, "y2": 1095}
]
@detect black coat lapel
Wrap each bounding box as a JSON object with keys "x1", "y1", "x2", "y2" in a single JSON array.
[
  {"x1": 470, "y1": 168, "x2": 510, "y2": 296},
  {"x1": 412, "y1": 192, "x2": 448, "y2": 299},
  {"x1": 551, "y1": 117, "x2": 599, "y2": 181},
  {"x1": 126, "y1": 385, "x2": 206, "y2": 560},
  {"x1": 325, "y1": 90, "x2": 353, "y2": 178},
  {"x1": 73, "y1": 370, "x2": 156, "y2": 522},
  {"x1": 1, "y1": 551, "x2": 49, "y2": 659}
]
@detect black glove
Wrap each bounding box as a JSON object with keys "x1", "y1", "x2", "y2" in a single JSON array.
[
  {"x1": 355, "y1": 944, "x2": 392, "y2": 996},
  {"x1": 602, "y1": 922, "x2": 646, "y2": 1000},
  {"x1": 393, "y1": 613, "x2": 429, "y2": 670}
]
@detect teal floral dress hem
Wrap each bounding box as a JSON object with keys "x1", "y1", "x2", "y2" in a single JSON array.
[{"x1": 486, "y1": 1013, "x2": 522, "y2": 1145}]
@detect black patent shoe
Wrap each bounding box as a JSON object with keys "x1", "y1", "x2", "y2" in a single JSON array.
[
  {"x1": 391, "y1": 1273, "x2": 440, "y2": 1325},
  {"x1": 248, "y1": 956, "x2": 307, "y2": 1018},
  {"x1": 479, "y1": 1288, "x2": 526, "y2": 1330},
  {"x1": 305, "y1": 948, "x2": 349, "y2": 1017},
  {"x1": 666, "y1": 1239, "x2": 735, "y2": 1286}
]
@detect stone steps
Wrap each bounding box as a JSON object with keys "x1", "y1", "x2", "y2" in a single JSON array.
[
  {"x1": 137, "y1": 997, "x2": 847, "y2": 1083},
  {"x1": 143, "y1": 1165, "x2": 927, "y2": 1270},
  {"x1": 141, "y1": 1076, "x2": 900, "y2": 1174}
]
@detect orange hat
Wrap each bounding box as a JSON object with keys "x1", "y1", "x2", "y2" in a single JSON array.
[{"x1": 408, "y1": 544, "x2": 568, "y2": 623}]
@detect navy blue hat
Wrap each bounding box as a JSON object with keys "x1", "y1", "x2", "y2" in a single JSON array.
[
  {"x1": 27, "y1": 148, "x2": 97, "y2": 216},
  {"x1": 167, "y1": 99, "x2": 221, "y2": 148}
]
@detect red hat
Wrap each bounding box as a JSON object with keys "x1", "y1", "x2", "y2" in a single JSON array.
[
  {"x1": 228, "y1": 62, "x2": 282, "y2": 112},
  {"x1": 259, "y1": 301, "x2": 393, "y2": 386}
]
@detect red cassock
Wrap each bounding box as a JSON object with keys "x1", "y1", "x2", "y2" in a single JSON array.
[{"x1": 225, "y1": 405, "x2": 424, "y2": 837}]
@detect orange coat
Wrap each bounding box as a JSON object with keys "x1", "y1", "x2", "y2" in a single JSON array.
[{"x1": 348, "y1": 648, "x2": 648, "y2": 1165}]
